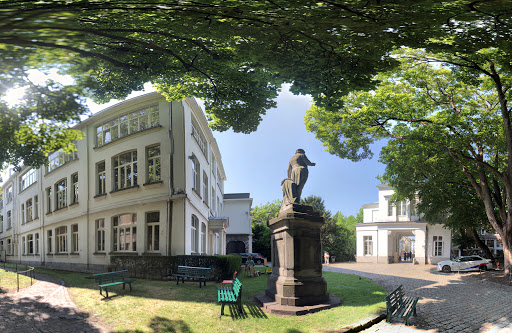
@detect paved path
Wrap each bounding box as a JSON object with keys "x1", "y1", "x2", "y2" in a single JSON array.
[
  {"x1": 0, "y1": 271, "x2": 109, "y2": 333},
  {"x1": 324, "y1": 263, "x2": 512, "y2": 333}
]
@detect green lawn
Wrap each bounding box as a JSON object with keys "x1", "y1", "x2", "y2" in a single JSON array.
[
  {"x1": 33, "y1": 267, "x2": 385, "y2": 333},
  {"x1": 0, "y1": 267, "x2": 34, "y2": 292}
]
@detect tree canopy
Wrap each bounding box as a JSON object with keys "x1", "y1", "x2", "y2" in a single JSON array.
[
  {"x1": 3, "y1": 0, "x2": 512, "y2": 167},
  {"x1": 305, "y1": 47, "x2": 512, "y2": 270}
]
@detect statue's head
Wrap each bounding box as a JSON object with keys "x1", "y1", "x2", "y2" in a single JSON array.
[{"x1": 296, "y1": 148, "x2": 305, "y2": 154}]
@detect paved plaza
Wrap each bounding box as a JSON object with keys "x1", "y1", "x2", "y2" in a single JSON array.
[
  {"x1": 324, "y1": 262, "x2": 512, "y2": 332},
  {"x1": 0, "y1": 272, "x2": 109, "y2": 333}
]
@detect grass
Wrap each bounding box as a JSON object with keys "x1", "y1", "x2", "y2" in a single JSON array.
[
  {"x1": 0, "y1": 266, "x2": 35, "y2": 292},
  {"x1": 31, "y1": 266, "x2": 386, "y2": 333}
]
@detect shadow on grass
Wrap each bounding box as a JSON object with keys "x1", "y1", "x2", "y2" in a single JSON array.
[
  {"x1": 118, "y1": 316, "x2": 194, "y2": 333},
  {"x1": 223, "y1": 301, "x2": 268, "y2": 321}
]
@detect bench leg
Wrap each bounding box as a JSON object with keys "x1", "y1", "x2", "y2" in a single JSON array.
[
  {"x1": 99, "y1": 287, "x2": 103, "y2": 296},
  {"x1": 221, "y1": 303, "x2": 225, "y2": 315},
  {"x1": 105, "y1": 288, "x2": 109, "y2": 298}
]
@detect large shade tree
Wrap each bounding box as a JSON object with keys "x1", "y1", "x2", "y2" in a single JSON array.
[
  {"x1": 2, "y1": 0, "x2": 511, "y2": 167},
  {"x1": 305, "y1": 48, "x2": 512, "y2": 272}
]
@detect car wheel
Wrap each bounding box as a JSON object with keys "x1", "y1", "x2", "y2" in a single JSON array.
[
  {"x1": 480, "y1": 264, "x2": 487, "y2": 271},
  {"x1": 442, "y1": 265, "x2": 451, "y2": 273}
]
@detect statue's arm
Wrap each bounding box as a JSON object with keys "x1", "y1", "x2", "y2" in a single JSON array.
[
  {"x1": 304, "y1": 155, "x2": 316, "y2": 166},
  {"x1": 287, "y1": 163, "x2": 292, "y2": 178}
]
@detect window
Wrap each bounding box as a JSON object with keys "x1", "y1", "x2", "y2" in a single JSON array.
[
  {"x1": 26, "y1": 198, "x2": 32, "y2": 222},
  {"x1": 22, "y1": 236, "x2": 26, "y2": 255},
  {"x1": 7, "y1": 210, "x2": 11, "y2": 229},
  {"x1": 95, "y1": 105, "x2": 159, "y2": 147},
  {"x1": 146, "y1": 212, "x2": 160, "y2": 252},
  {"x1": 0, "y1": 196, "x2": 3, "y2": 210},
  {"x1": 21, "y1": 204, "x2": 25, "y2": 224},
  {"x1": 201, "y1": 222, "x2": 206, "y2": 254},
  {"x1": 212, "y1": 187, "x2": 216, "y2": 215},
  {"x1": 28, "y1": 234, "x2": 34, "y2": 254},
  {"x1": 396, "y1": 201, "x2": 407, "y2": 216},
  {"x1": 191, "y1": 215, "x2": 198, "y2": 253},
  {"x1": 35, "y1": 233, "x2": 39, "y2": 254},
  {"x1": 55, "y1": 179, "x2": 67, "y2": 209},
  {"x1": 47, "y1": 150, "x2": 77, "y2": 173},
  {"x1": 7, "y1": 238, "x2": 12, "y2": 255},
  {"x1": 147, "y1": 145, "x2": 161, "y2": 183},
  {"x1": 191, "y1": 116, "x2": 207, "y2": 156},
  {"x1": 410, "y1": 199, "x2": 416, "y2": 216},
  {"x1": 203, "y1": 172, "x2": 208, "y2": 205},
  {"x1": 34, "y1": 195, "x2": 39, "y2": 219},
  {"x1": 113, "y1": 213, "x2": 137, "y2": 251},
  {"x1": 97, "y1": 161, "x2": 106, "y2": 195},
  {"x1": 47, "y1": 230, "x2": 53, "y2": 253},
  {"x1": 56, "y1": 226, "x2": 67, "y2": 253},
  {"x1": 72, "y1": 224, "x2": 78, "y2": 252},
  {"x1": 113, "y1": 151, "x2": 138, "y2": 190},
  {"x1": 46, "y1": 187, "x2": 52, "y2": 213},
  {"x1": 71, "y1": 173, "x2": 78, "y2": 204},
  {"x1": 0, "y1": 240, "x2": 3, "y2": 252},
  {"x1": 433, "y1": 236, "x2": 443, "y2": 256},
  {"x1": 191, "y1": 155, "x2": 200, "y2": 196},
  {"x1": 20, "y1": 168, "x2": 37, "y2": 191},
  {"x1": 6, "y1": 186, "x2": 12, "y2": 203},
  {"x1": 96, "y1": 219, "x2": 105, "y2": 252},
  {"x1": 387, "y1": 200, "x2": 393, "y2": 216},
  {"x1": 364, "y1": 236, "x2": 373, "y2": 256},
  {"x1": 0, "y1": 215, "x2": 3, "y2": 233}
]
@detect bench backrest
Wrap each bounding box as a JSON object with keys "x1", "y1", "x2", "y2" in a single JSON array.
[
  {"x1": 232, "y1": 278, "x2": 242, "y2": 298},
  {"x1": 177, "y1": 266, "x2": 211, "y2": 277},
  {"x1": 385, "y1": 285, "x2": 404, "y2": 312},
  {"x1": 93, "y1": 270, "x2": 130, "y2": 284}
]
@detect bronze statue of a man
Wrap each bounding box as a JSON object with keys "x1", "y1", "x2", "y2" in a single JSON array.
[{"x1": 287, "y1": 149, "x2": 315, "y2": 202}]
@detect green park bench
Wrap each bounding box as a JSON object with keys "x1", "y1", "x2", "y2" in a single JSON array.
[
  {"x1": 93, "y1": 270, "x2": 136, "y2": 298},
  {"x1": 171, "y1": 265, "x2": 211, "y2": 288},
  {"x1": 385, "y1": 285, "x2": 419, "y2": 326},
  {"x1": 218, "y1": 277, "x2": 243, "y2": 316}
]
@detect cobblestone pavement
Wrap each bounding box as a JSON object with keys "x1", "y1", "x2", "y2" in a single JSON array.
[
  {"x1": 0, "y1": 271, "x2": 110, "y2": 333},
  {"x1": 324, "y1": 263, "x2": 512, "y2": 333}
]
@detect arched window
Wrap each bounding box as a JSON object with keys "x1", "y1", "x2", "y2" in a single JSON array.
[{"x1": 191, "y1": 215, "x2": 198, "y2": 253}]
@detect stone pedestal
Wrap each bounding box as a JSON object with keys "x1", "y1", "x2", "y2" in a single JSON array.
[{"x1": 254, "y1": 204, "x2": 340, "y2": 315}]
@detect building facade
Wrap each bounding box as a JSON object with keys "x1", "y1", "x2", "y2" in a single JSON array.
[
  {"x1": 0, "y1": 92, "x2": 233, "y2": 271},
  {"x1": 223, "y1": 193, "x2": 253, "y2": 254},
  {"x1": 356, "y1": 185, "x2": 452, "y2": 265}
]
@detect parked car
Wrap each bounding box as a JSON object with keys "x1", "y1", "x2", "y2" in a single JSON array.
[
  {"x1": 437, "y1": 255, "x2": 494, "y2": 273},
  {"x1": 233, "y1": 253, "x2": 266, "y2": 265}
]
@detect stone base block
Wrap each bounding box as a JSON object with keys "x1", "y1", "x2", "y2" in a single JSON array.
[{"x1": 254, "y1": 292, "x2": 341, "y2": 316}]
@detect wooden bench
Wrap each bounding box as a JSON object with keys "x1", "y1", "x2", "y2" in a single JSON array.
[
  {"x1": 171, "y1": 266, "x2": 211, "y2": 288},
  {"x1": 218, "y1": 278, "x2": 243, "y2": 316},
  {"x1": 93, "y1": 270, "x2": 136, "y2": 298},
  {"x1": 385, "y1": 285, "x2": 419, "y2": 326}
]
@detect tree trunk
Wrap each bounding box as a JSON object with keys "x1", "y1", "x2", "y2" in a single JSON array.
[{"x1": 469, "y1": 228, "x2": 494, "y2": 260}]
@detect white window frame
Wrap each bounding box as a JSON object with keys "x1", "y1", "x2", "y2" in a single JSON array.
[
  {"x1": 56, "y1": 226, "x2": 67, "y2": 253},
  {"x1": 201, "y1": 222, "x2": 206, "y2": 254},
  {"x1": 433, "y1": 236, "x2": 443, "y2": 256},
  {"x1": 72, "y1": 224, "x2": 79, "y2": 252},
  {"x1": 95, "y1": 105, "x2": 159, "y2": 147},
  {"x1": 112, "y1": 213, "x2": 137, "y2": 252},
  {"x1": 27, "y1": 234, "x2": 34, "y2": 254},
  {"x1": 6, "y1": 186, "x2": 13, "y2": 203},
  {"x1": 20, "y1": 168, "x2": 37, "y2": 191},
  {"x1": 191, "y1": 156, "x2": 200, "y2": 196},
  {"x1": 203, "y1": 172, "x2": 208, "y2": 205},
  {"x1": 26, "y1": 198, "x2": 33, "y2": 222},
  {"x1": 0, "y1": 215, "x2": 3, "y2": 233},
  {"x1": 147, "y1": 145, "x2": 161, "y2": 183},
  {"x1": 191, "y1": 215, "x2": 198, "y2": 253},
  {"x1": 35, "y1": 233, "x2": 39, "y2": 255},
  {"x1": 21, "y1": 203, "x2": 25, "y2": 224},
  {"x1": 46, "y1": 187, "x2": 52, "y2": 213},
  {"x1": 146, "y1": 212, "x2": 160, "y2": 252},
  {"x1": 7, "y1": 210, "x2": 11, "y2": 229},
  {"x1": 96, "y1": 219, "x2": 106, "y2": 252},
  {"x1": 22, "y1": 236, "x2": 26, "y2": 255},
  {"x1": 47, "y1": 151, "x2": 77, "y2": 173},
  {"x1": 364, "y1": 236, "x2": 373, "y2": 256},
  {"x1": 55, "y1": 179, "x2": 67, "y2": 210},
  {"x1": 97, "y1": 161, "x2": 106, "y2": 195},
  {"x1": 191, "y1": 116, "x2": 207, "y2": 156},
  {"x1": 47, "y1": 230, "x2": 53, "y2": 253},
  {"x1": 113, "y1": 151, "x2": 138, "y2": 191},
  {"x1": 71, "y1": 173, "x2": 79, "y2": 204}
]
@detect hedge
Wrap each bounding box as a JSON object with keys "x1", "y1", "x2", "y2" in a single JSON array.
[{"x1": 110, "y1": 254, "x2": 241, "y2": 281}]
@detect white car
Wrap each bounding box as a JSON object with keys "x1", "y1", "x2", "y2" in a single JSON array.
[{"x1": 437, "y1": 255, "x2": 494, "y2": 273}]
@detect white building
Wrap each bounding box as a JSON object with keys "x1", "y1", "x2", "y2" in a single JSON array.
[
  {"x1": 356, "y1": 185, "x2": 452, "y2": 265},
  {"x1": 223, "y1": 193, "x2": 253, "y2": 254},
  {"x1": 0, "y1": 92, "x2": 241, "y2": 271}
]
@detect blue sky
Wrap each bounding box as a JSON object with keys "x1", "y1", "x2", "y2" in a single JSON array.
[{"x1": 88, "y1": 84, "x2": 386, "y2": 216}]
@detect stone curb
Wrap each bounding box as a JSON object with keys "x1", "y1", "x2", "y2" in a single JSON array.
[{"x1": 335, "y1": 313, "x2": 386, "y2": 333}]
